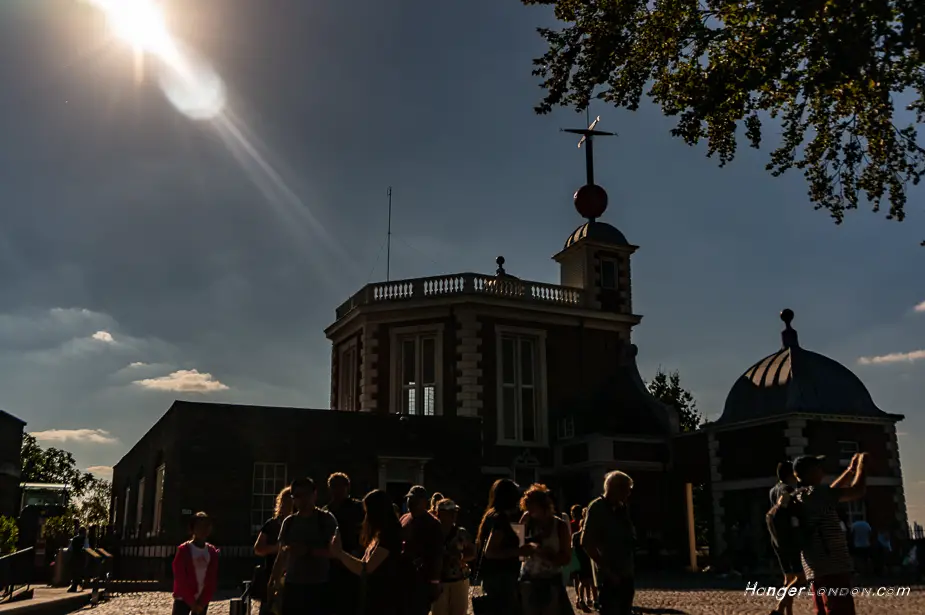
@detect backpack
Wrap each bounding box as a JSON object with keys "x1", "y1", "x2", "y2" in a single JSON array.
[{"x1": 766, "y1": 485, "x2": 827, "y2": 555}]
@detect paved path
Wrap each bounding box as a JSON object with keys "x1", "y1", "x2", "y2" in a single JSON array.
[{"x1": 72, "y1": 585, "x2": 925, "y2": 615}]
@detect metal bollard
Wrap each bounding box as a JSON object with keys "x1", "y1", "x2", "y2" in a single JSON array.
[{"x1": 229, "y1": 598, "x2": 246, "y2": 615}]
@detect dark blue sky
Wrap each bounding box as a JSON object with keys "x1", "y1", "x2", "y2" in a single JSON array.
[{"x1": 1, "y1": 0, "x2": 922, "y2": 523}]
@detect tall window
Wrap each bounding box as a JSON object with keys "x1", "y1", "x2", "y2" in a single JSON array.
[
  {"x1": 252, "y1": 463, "x2": 287, "y2": 533},
  {"x1": 498, "y1": 331, "x2": 545, "y2": 445},
  {"x1": 338, "y1": 341, "x2": 358, "y2": 411},
  {"x1": 838, "y1": 441, "x2": 859, "y2": 467},
  {"x1": 600, "y1": 258, "x2": 619, "y2": 290},
  {"x1": 136, "y1": 478, "x2": 146, "y2": 535},
  {"x1": 397, "y1": 334, "x2": 437, "y2": 415},
  {"x1": 122, "y1": 487, "x2": 130, "y2": 537},
  {"x1": 113, "y1": 496, "x2": 119, "y2": 528},
  {"x1": 153, "y1": 464, "x2": 166, "y2": 535}
]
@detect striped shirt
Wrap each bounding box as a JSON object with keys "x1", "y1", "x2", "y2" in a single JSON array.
[{"x1": 798, "y1": 485, "x2": 853, "y2": 580}]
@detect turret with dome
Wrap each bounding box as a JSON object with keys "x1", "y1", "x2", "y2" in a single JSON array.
[{"x1": 694, "y1": 310, "x2": 909, "y2": 562}]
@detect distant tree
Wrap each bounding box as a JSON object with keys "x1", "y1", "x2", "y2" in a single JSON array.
[
  {"x1": 647, "y1": 368, "x2": 704, "y2": 432},
  {"x1": 76, "y1": 477, "x2": 112, "y2": 528},
  {"x1": 524, "y1": 0, "x2": 925, "y2": 243},
  {"x1": 20, "y1": 434, "x2": 92, "y2": 498},
  {"x1": 0, "y1": 515, "x2": 18, "y2": 554}
]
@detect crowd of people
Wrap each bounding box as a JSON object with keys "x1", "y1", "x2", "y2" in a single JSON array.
[{"x1": 169, "y1": 470, "x2": 638, "y2": 615}]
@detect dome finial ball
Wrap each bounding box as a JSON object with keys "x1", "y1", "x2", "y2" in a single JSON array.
[
  {"x1": 574, "y1": 184, "x2": 608, "y2": 220},
  {"x1": 780, "y1": 309, "x2": 794, "y2": 326}
]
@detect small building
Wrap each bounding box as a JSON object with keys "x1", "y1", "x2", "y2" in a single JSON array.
[
  {"x1": 0, "y1": 409, "x2": 26, "y2": 518},
  {"x1": 704, "y1": 309, "x2": 908, "y2": 560}
]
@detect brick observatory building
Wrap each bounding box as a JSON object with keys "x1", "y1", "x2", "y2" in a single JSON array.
[
  {"x1": 699, "y1": 309, "x2": 908, "y2": 561},
  {"x1": 111, "y1": 127, "x2": 692, "y2": 581}
]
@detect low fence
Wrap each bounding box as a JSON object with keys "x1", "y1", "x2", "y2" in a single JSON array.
[{"x1": 0, "y1": 547, "x2": 33, "y2": 604}]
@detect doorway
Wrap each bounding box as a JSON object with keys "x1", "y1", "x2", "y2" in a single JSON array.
[{"x1": 386, "y1": 482, "x2": 413, "y2": 512}]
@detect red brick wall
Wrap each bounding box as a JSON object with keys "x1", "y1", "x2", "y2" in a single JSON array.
[
  {"x1": 716, "y1": 422, "x2": 787, "y2": 480},
  {"x1": 802, "y1": 421, "x2": 892, "y2": 476}
]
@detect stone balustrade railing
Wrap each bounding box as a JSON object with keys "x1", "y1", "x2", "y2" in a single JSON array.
[{"x1": 335, "y1": 273, "x2": 584, "y2": 319}]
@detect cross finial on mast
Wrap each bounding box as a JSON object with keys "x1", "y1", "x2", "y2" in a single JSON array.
[{"x1": 561, "y1": 115, "x2": 616, "y2": 186}]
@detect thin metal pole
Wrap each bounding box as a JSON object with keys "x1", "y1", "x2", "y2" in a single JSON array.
[
  {"x1": 585, "y1": 137, "x2": 595, "y2": 186},
  {"x1": 386, "y1": 187, "x2": 392, "y2": 282}
]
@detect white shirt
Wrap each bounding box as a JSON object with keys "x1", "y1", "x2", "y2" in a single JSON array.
[
  {"x1": 851, "y1": 520, "x2": 872, "y2": 548},
  {"x1": 188, "y1": 543, "x2": 211, "y2": 599}
]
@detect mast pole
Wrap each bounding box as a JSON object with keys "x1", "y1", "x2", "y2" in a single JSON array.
[{"x1": 386, "y1": 187, "x2": 392, "y2": 282}]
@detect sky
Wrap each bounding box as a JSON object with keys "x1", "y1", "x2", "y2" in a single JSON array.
[{"x1": 0, "y1": 0, "x2": 922, "y2": 526}]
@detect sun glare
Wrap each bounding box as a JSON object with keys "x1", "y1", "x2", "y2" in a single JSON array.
[{"x1": 93, "y1": 0, "x2": 174, "y2": 57}]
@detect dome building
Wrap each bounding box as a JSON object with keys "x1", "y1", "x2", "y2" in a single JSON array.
[{"x1": 704, "y1": 310, "x2": 908, "y2": 560}]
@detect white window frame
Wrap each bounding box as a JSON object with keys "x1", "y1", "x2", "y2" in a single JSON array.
[
  {"x1": 153, "y1": 464, "x2": 166, "y2": 535},
  {"x1": 338, "y1": 338, "x2": 359, "y2": 411},
  {"x1": 495, "y1": 325, "x2": 548, "y2": 447},
  {"x1": 252, "y1": 462, "x2": 288, "y2": 534},
  {"x1": 600, "y1": 257, "x2": 619, "y2": 290},
  {"x1": 390, "y1": 324, "x2": 444, "y2": 416},
  {"x1": 557, "y1": 416, "x2": 575, "y2": 441},
  {"x1": 838, "y1": 441, "x2": 859, "y2": 468},
  {"x1": 122, "y1": 487, "x2": 130, "y2": 537},
  {"x1": 136, "y1": 478, "x2": 145, "y2": 535},
  {"x1": 112, "y1": 495, "x2": 119, "y2": 528}
]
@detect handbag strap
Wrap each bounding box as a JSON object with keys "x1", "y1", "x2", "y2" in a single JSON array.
[{"x1": 471, "y1": 530, "x2": 493, "y2": 585}]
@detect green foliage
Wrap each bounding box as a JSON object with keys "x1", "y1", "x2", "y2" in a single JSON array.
[
  {"x1": 524, "y1": 0, "x2": 925, "y2": 242},
  {"x1": 646, "y1": 368, "x2": 703, "y2": 432},
  {"x1": 43, "y1": 515, "x2": 75, "y2": 543},
  {"x1": 76, "y1": 477, "x2": 112, "y2": 528},
  {"x1": 20, "y1": 434, "x2": 110, "y2": 527},
  {"x1": 20, "y1": 434, "x2": 92, "y2": 499},
  {"x1": 0, "y1": 515, "x2": 19, "y2": 554}
]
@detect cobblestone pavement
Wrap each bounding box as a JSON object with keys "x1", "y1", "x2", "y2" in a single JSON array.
[{"x1": 75, "y1": 585, "x2": 925, "y2": 615}]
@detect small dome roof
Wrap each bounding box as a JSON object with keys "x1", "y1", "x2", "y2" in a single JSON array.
[
  {"x1": 717, "y1": 311, "x2": 888, "y2": 425},
  {"x1": 565, "y1": 221, "x2": 628, "y2": 249}
]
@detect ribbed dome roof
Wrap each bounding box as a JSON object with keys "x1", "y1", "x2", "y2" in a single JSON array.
[
  {"x1": 565, "y1": 221, "x2": 628, "y2": 249},
  {"x1": 717, "y1": 310, "x2": 888, "y2": 425}
]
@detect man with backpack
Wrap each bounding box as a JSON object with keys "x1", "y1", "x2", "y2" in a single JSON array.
[{"x1": 774, "y1": 453, "x2": 867, "y2": 615}]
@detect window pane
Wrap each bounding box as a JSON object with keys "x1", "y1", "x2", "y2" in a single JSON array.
[
  {"x1": 502, "y1": 387, "x2": 517, "y2": 440},
  {"x1": 403, "y1": 388, "x2": 417, "y2": 415},
  {"x1": 501, "y1": 338, "x2": 516, "y2": 384},
  {"x1": 401, "y1": 340, "x2": 416, "y2": 385},
  {"x1": 520, "y1": 339, "x2": 534, "y2": 386},
  {"x1": 423, "y1": 385, "x2": 435, "y2": 416},
  {"x1": 421, "y1": 337, "x2": 436, "y2": 383},
  {"x1": 521, "y1": 388, "x2": 536, "y2": 442},
  {"x1": 601, "y1": 260, "x2": 617, "y2": 289}
]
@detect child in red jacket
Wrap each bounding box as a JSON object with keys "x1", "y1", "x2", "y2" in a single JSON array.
[{"x1": 172, "y1": 512, "x2": 220, "y2": 615}]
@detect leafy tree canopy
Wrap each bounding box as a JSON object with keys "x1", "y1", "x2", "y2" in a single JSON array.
[
  {"x1": 525, "y1": 0, "x2": 925, "y2": 241},
  {"x1": 20, "y1": 434, "x2": 110, "y2": 527},
  {"x1": 647, "y1": 367, "x2": 704, "y2": 432}
]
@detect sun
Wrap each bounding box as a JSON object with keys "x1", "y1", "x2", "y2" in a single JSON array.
[{"x1": 91, "y1": 0, "x2": 175, "y2": 58}]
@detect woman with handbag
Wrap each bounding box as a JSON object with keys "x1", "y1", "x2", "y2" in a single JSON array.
[
  {"x1": 473, "y1": 479, "x2": 531, "y2": 615},
  {"x1": 329, "y1": 489, "x2": 407, "y2": 615},
  {"x1": 254, "y1": 487, "x2": 295, "y2": 615},
  {"x1": 518, "y1": 485, "x2": 573, "y2": 615}
]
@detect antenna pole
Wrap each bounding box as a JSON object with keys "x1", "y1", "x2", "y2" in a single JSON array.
[{"x1": 386, "y1": 187, "x2": 392, "y2": 282}]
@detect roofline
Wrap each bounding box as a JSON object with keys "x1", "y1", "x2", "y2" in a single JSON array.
[
  {"x1": 0, "y1": 409, "x2": 27, "y2": 426},
  {"x1": 704, "y1": 411, "x2": 903, "y2": 433},
  {"x1": 552, "y1": 239, "x2": 639, "y2": 262}
]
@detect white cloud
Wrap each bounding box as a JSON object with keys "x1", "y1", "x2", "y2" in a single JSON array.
[
  {"x1": 86, "y1": 465, "x2": 113, "y2": 477},
  {"x1": 91, "y1": 330, "x2": 115, "y2": 343},
  {"x1": 134, "y1": 369, "x2": 229, "y2": 393},
  {"x1": 31, "y1": 429, "x2": 119, "y2": 445},
  {"x1": 915, "y1": 300, "x2": 925, "y2": 313},
  {"x1": 129, "y1": 361, "x2": 147, "y2": 368},
  {"x1": 858, "y1": 349, "x2": 925, "y2": 365}
]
